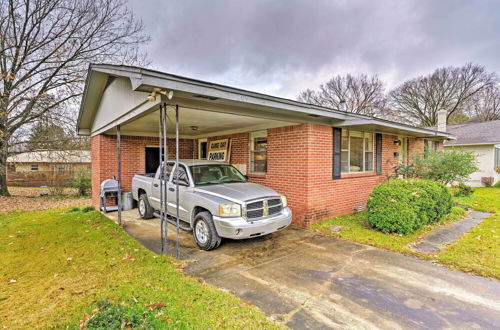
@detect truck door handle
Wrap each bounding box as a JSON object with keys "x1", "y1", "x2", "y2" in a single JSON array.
[
  {"x1": 153, "y1": 184, "x2": 158, "y2": 187},
  {"x1": 169, "y1": 187, "x2": 175, "y2": 192}
]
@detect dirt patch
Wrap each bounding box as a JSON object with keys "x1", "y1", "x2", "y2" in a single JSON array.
[{"x1": 0, "y1": 187, "x2": 91, "y2": 213}]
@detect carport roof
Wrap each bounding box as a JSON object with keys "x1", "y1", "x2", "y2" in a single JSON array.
[{"x1": 77, "y1": 64, "x2": 453, "y2": 139}]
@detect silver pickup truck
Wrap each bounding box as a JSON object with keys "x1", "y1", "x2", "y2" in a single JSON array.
[{"x1": 131, "y1": 160, "x2": 292, "y2": 250}]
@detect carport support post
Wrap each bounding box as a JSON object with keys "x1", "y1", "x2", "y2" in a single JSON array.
[
  {"x1": 159, "y1": 103, "x2": 168, "y2": 255},
  {"x1": 117, "y1": 125, "x2": 122, "y2": 226},
  {"x1": 162, "y1": 103, "x2": 168, "y2": 254},
  {"x1": 159, "y1": 105, "x2": 165, "y2": 254},
  {"x1": 175, "y1": 104, "x2": 180, "y2": 258}
]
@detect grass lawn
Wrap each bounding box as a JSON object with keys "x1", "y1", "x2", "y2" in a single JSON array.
[
  {"x1": 312, "y1": 187, "x2": 500, "y2": 279},
  {"x1": 0, "y1": 208, "x2": 281, "y2": 329},
  {"x1": 438, "y1": 187, "x2": 500, "y2": 279},
  {"x1": 311, "y1": 206, "x2": 466, "y2": 258}
]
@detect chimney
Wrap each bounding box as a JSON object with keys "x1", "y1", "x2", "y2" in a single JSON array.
[{"x1": 437, "y1": 109, "x2": 447, "y2": 132}]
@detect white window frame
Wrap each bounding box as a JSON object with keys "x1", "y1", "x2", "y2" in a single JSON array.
[
  {"x1": 341, "y1": 129, "x2": 374, "y2": 174},
  {"x1": 30, "y1": 164, "x2": 39, "y2": 171},
  {"x1": 198, "y1": 138, "x2": 208, "y2": 160},
  {"x1": 249, "y1": 130, "x2": 268, "y2": 174},
  {"x1": 494, "y1": 145, "x2": 500, "y2": 170}
]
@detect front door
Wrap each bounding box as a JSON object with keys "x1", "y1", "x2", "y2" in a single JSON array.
[
  {"x1": 397, "y1": 136, "x2": 408, "y2": 165},
  {"x1": 145, "y1": 147, "x2": 160, "y2": 174}
]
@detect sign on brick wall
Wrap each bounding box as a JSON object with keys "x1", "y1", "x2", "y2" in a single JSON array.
[{"x1": 208, "y1": 139, "x2": 230, "y2": 162}]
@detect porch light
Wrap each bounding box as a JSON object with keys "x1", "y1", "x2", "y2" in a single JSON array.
[
  {"x1": 191, "y1": 126, "x2": 198, "y2": 131},
  {"x1": 394, "y1": 140, "x2": 401, "y2": 146},
  {"x1": 147, "y1": 88, "x2": 174, "y2": 102}
]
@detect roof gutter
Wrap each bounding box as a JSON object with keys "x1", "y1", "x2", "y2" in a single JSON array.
[{"x1": 77, "y1": 64, "x2": 455, "y2": 139}]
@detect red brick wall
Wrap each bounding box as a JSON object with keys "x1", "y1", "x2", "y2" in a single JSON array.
[
  {"x1": 203, "y1": 125, "x2": 402, "y2": 227},
  {"x1": 91, "y1": 135, "x2": 195, "y2": 207},
  {"x1": 92, "y1": 126, "x2": 431, "y2": 227}
]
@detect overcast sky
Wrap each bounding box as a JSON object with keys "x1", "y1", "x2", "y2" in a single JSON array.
[{"x1": 128, "y1": 0, "x2": 500, "y2": 99}]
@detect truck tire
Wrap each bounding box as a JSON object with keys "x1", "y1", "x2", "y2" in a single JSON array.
[
  {"x1": 138, "y1": 194, "x2": 154, "y2": 219},
  {"x1": 193, "y1": 211, "x2": 221, "y2": 251}
]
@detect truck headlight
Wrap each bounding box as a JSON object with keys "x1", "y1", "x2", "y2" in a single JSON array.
[
  {"x1": 219, "y1": 203, "x2": 241, "y2": 217},
  {"x1": 281, "y1": 195, "x2": 288, "y2": 208}
]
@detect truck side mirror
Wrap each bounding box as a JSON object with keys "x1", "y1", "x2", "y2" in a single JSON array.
[{"x1": 173, "y1": 177, "x2": 189, "y2": 186}]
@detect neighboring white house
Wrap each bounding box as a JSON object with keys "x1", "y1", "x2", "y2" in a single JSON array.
[
  {"x1": 444, "y1": 120, "x2": 500, "y2": 187},
  {"x1": 7, "y1": 150, "x2": 91, "y2": 187}
]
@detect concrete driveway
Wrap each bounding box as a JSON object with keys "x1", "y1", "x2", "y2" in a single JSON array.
[{"x1": 107, "y1": 210, "x2": 500, "y2": 329}]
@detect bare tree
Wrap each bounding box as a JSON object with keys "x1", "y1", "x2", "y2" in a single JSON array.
[
  {"x1": 297, "y1": 74, "x2": 387, "y2": 116},
  {"x1": 388, "y1": 63, "x2": 497, "y2": 127},
  {"x1": 0, "y1": 0, "x2": 149, "y2": 196},
  {"x1": 465, "y1": 84, "x2": 500, "y2": 122}
]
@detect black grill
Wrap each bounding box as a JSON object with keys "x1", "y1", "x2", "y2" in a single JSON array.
[
  {"x1": 247, "y1": 209, "x2": 264, "y2": 218},
  {"x1": 269, "y1": 205, "x2": 282, "y2": 215},
  {"x1": 247, "y1": 201, "x2": 263, "y2": 210},
  {"x1": 246, "y1": 198, "x2": 283, "y2": 220},
  {"x1": 268, "y1": 198, "x2": 281, "y2": 207}
]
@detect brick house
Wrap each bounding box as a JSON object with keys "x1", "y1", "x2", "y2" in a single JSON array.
[
  {"x1": 7, "y1": 150, "x2": 90, "y2": 187},
  {"x1": 78, "y1": 65, "x2": 452, "y2": 227}
]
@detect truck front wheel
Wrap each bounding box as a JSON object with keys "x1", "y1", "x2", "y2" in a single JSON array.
[
  {"x1": 138, "y1": 194, "x2": 154, "y2": 219},
  {"x1": 193, "y1": 211, "x2": 221, "y2": 251}
]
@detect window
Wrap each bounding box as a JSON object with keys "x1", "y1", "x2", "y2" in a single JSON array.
[
  {"x1": 57, "y1": 165, "x2": 67, "y2": 174},
  {"x1": 341, "y1": 130, "x2": 373, "y2": 173},
  {"x1": 191, "y1": 164, "x2": 246, "y2": 185},
  {"x1": 159, "y1": 163, "x2": 174, "y2": 180},
  {"x1": 198, "y1": 139, "x2": 208, "y2": 160},
  {"x1": 171, "y1": 165, "x2": 189, "y2": 185},
  {"x1": 250, "y1": 131, "x2": 267, "y2": 173},
  {"x1": 424, "y1": 139, "x2": 439, "y2": 156},
  {"x1": 30, "y1": 164, "x2": 39, "y2": 171}
]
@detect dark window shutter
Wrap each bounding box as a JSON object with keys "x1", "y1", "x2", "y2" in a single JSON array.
[
  {"x1": 333, "y1": 127, "x2": 342, "y2": 179},
  {"x1": 376, "y1": 133, "x2": 382, "y2": 175}
]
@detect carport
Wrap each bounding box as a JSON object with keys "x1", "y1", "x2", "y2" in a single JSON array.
[
  {"x1": 78, "y1": 64, "x2": 344, "y2": 255},
  {"x1": 77, "y1": 64, "x2": 452, "y2": 256}
]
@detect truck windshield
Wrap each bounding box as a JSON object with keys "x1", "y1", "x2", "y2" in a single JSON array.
[{"x1": 190, "y1": 164, "x2": 247, "y2": 185}]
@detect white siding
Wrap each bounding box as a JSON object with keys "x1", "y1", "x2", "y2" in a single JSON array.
[
  {"x1": 445, "y1": 145, "x2": 499, "y2": 186},
  {"x1": 91, "y1": 77, "x2": 150, "y2": 133}
]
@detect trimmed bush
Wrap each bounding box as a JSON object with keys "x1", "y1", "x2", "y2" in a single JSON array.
[
  {"x1": 367, "y1": 179, "x2": 453, "y2": 234},
  {"x1": 454, "y1": 183, "x2": 474, "y2": 197}
]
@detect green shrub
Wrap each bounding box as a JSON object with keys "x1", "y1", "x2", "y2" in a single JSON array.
[
  {"x1": 71, "y1": 170, "x2": 91, "y2": 196},
  {"x1": 81, "y1": 206, "x2": 94, "y2": 213},
  {"x1": 392, "y1": 150, "x2": 478, "y2": 185},
  {"x1": 454, "y1": 183, "x2": 474, "y2": 197},
  {"x1": 494, "y1": 181, "x2": 500, "y2": 188},
  {"x1": 367, "y1": 179, "x2": 453, "y2": 234}
]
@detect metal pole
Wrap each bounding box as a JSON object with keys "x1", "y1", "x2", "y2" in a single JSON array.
[
  {"x1": 117, "y1": 125, "x2": 122, "y2": 226},
  {"x1": 159, "y1": 105, "x2": 165, "y2": 254},
  {"x1": 175, "y1": 104, "x2": 180, "y2": 258},
  {"x1": 163, "y1": 103, "x2": 168, "y2": 254}
]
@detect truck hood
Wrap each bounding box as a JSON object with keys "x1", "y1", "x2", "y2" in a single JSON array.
[{"x1": 194, "y1": 182, "x2": 280, "y2": 203}]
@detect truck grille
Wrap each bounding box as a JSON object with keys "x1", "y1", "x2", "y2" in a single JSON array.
[{"x1": 246, "y1": 198, "x2": 283, "y2": 220}]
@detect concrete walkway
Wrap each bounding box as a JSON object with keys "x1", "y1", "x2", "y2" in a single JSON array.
[
  {"x1": 411, "y1": 211, "x2": 492, "y2": 254},
  {"x1": 106, "y1": 210, "x2": 500, "y2": 329}
]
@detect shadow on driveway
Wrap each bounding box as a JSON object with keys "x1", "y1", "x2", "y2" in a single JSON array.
[{"x1": 107, "y1": 210, "x2": 500, "y2": 329}]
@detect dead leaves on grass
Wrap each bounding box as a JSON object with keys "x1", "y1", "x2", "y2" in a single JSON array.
[
  {"x1": 0, "y1": 188, "x2": 91, "y2": 213},
  {"x1": 122, "y1": 252, "x2": 135, "y2": 261}
]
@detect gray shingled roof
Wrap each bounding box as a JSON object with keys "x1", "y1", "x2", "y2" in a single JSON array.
[{"x1": 444, "y1": 120, "x2": 500, "y2": 145}]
